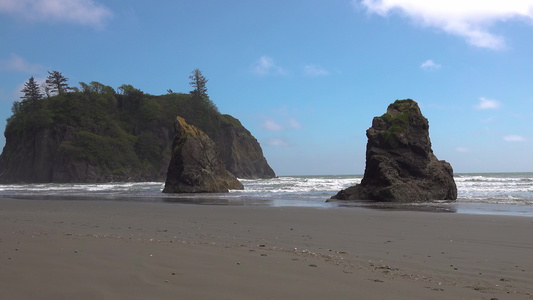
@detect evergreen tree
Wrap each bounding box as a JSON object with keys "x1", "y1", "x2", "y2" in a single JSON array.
[
  {"x1": 188, "y1": 69, "x2": 218, "y2": 112},
  {"x1": 21, "y1": 76, "x2": 43, "y2": 103},
  {"x1": 46, "y1": 70, "x2": 70, "y2": 95},
  {"x1": 117, "y1": 84, "x2": 144, "y2": 109},
  {"x1": 41, "y1": 82, "x2": 51, "y2": 98},
  {"x1": 189, "y1": 68, "x2": 208, "y2": 100},
  {"x1": 11, "y1": 101, "x2": 22, "y2": 115}
]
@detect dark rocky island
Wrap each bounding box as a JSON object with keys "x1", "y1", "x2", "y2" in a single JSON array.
[
  {"x1": 163, "y1": 117, "x2": 243, "y2": 193},
  {"x1": 331, "y1": 99, "x2": 457, "y2": 202},
  {"x1": 0, "y1": 76, "x2": 275, "y2": 183}
]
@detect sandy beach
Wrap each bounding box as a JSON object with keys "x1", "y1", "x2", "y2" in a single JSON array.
[{"x1": 1, "y1": 198, "x2": 532, "y2": 299}]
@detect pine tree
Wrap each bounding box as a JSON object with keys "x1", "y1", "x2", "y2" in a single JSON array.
[
  {"x1": 46, "y1": 70, "x2": 70, "y2": 95},
  {"x1": 41, "y1": 82, "x2": 51, "y2": 98},
  {"x1": 189, "y1": 69, "x2": 218, "y2": 112},
  {"x1": 21, "y1": 76, "x2": 43, "y2": 103},
  {"x1": 189, "y1": 68, "x2": 208, "y2": 100}
]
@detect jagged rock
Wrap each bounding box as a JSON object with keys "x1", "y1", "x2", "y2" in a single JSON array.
[
  {"x1": 330, "y1": 99, "x2": 457, "y2": 202},
  {"x1": 162, "y1": 116, "x2": 244, "y2": 193}
]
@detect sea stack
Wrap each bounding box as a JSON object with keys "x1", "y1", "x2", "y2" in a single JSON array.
[
  {"x1": 163, "y1": 116, "x2": 244, "y2": 193},
  {"x1": 331, "y1": 99, "x2": 457, "y2": 202}
]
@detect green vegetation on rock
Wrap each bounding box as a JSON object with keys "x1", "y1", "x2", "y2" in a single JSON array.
[
  {"x1": 330, "y1": 99, "x2": 457, "y2": 202},
  {"x1": 0, "y1": 70, "x2": 275, "y2": 183},
  {"x1": 380, "y1": 99, "x2": 417, "y2": 141}
]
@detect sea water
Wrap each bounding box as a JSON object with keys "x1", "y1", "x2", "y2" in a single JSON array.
[{"x1": 1, "y1": 173, "x2": 532, "y2": 217}]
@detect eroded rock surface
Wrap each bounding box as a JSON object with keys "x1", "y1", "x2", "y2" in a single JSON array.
[
  {"x1": 163, "y1": 117, "x2": 243, "y2": 193},
  {"x1": 331, "y1": 99, "x2": 457, "y2": 202}
]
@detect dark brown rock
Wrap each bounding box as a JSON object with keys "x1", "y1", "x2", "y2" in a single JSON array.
[
  {"x1": 162, "y1": 116, "x2": 243, "y2": 193},
  {"x1": 208, "y1": 115, "x2": 275, "y2": 179},
  {"x1": 330, "y1": 99, "x2": 457, "y2": 202},
  {"x1": 0, "y1": 112, "x2": 274, "y2": 183}
]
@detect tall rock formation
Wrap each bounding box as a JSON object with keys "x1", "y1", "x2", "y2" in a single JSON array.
[
  {"x1": 163, "y1": 117, "x2": 243, "y2": 193},
  {"x1": 331, "y1": 99, "x2": 457, "y2": 202}
]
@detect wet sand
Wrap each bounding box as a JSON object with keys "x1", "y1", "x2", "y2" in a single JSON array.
[{"x1": 1, "y1": 198, "x2": 532, "y2": 299}]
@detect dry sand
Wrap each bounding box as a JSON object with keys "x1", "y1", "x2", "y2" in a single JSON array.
[{"x1": 1, "y1": 198, "x2": 532, "y2": 299}]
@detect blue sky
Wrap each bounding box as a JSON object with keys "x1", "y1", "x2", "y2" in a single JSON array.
[{"x1": 0, "y1": 0, "x2": 532, "y2": 175}]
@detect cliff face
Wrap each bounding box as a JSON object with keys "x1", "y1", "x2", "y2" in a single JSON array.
[
  {"x1": 0, "y1": 91, "x2": 275, "y2": 183},
  {"x1": 331, "y1": 99, "x2": 457, "y2": 202},
  {"x1": 0, "y1": 123, "x2": 169, "y2": 183},
  {"x1": 208, "y1": 115, "x2": 275, "y2": 179},
  {"x1": 163, "y1": 117, "x2": 243, "y2": 193},
  {"x1": 0, "y1": 127, "x2": 59, "y2": 183}
]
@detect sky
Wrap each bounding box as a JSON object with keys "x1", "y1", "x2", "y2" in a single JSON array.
[{"x1": 0, "y1": 0, "x2": 532, "y2": 176}]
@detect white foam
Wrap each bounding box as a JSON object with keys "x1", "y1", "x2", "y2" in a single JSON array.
[{"x1": 2, "y1": 174, "x2": 532, "y2": 209}]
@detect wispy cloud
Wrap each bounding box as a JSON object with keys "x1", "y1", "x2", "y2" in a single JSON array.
[
  {"x1": 503, "y1": 135, "x2": 526, "y2": 142},
  {"x1": 420, "y1": 59, "x2": 441, "y2": 71},
  {"x1": 260, "y1": 117, "x2": 303, "y2": 131},
  {"x1": 259, "y1": 106, "x2": 302, "y2": 151},
  {"x1": 456, "y1": 147, "x2": 470, "y2": 153},
  {"x1": 0, "y1": 53, "x2": 43, "y2": 74},
  {"x1": 0, "y1": 0, "x2": 113, "y2": 29},
  {"x1": 266, "y1": 137, "x2": 290, "y2": 147},
  {"x1": 252, "y1": 56, "x2": 286, "y2": 76},
  {"x1": 260, "y1": 119, "x2": 284, "y2": 131},
  {"x1": 260, "y1": 108, "x2": 303, "y2": 147},
  {"x1": 287, "y1": 118, "x2": 302, "y2": 130},
  {"x1": 303, "y1": 64, "x2": 329, "y2": 76},
  {"x1": 357, "y1": 0, "x2": 533, "y2": 49},
  {"x1": 475, "y1": 97, "x2": 501, "y2": 110}
]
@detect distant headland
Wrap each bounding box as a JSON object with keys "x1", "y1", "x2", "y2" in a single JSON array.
[{"x1": 0, "y1": 70, "x2": 275, "y2": 183}]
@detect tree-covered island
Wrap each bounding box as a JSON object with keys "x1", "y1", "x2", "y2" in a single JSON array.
[{"x1": 0, "y1": 70, "x2": 275, "y2": 183}]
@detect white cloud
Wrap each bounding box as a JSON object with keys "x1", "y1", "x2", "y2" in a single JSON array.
[
  {"x1": 303, "y1": 64, "x2": 329, "y2": 76},
  {"x1": 266, "y1": 137, "x2": 290, "y2": 147},
  {"x1": 261, "y1": 119, "x2": 283, "y2": 131},
  {"x1": 357, "y1": 0, "x2": 533, "y2": 49},
  {"x1": 503, "y1": 135, "x2": 526, "y2": 142},
  {"x1": 0, "y1": 53, "x2": 43, "y2": 73},
  {"x1": 456, "y1": 147, "x2": 470, "y2": 152},
  {"x1": 420, "y1": 59, "x2": 441, "y2": 70},
  {"x1": 475, "y1": 97, "x2": 501, "y2": 110},
  {"x1": 260, "y1": 118, "x2": 303, "y2": 131},
  {"x1": 0, "y1": 0, "x2": 113, "y2": 29},
  {"x1": 252, "y1": 56, "x2": 286, "y2": 76},
  {"x1": 260, "y1": 107, "x2": 303, "y2": 133},
  {"x1": 287, "y1": 118, "x2": 302, "y2": 130}
]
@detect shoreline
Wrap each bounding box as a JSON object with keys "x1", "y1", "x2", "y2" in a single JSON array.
[
  {"x1": 1, "y1": 198, "x2": 532, "y2": 299},
  {"x1": 1, "y1": 172, "x2": 532, "y2": 218},
  {"x1": 4, "y1": 193, "x2": 533, "y2": 218}
]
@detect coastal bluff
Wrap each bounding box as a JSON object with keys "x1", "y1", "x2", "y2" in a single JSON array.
[
  {"x1": 331, "y1": 99, "x2": 457, "y2": 202},
  {"x1": 0, "y1": 89, "x2": 274, "y2": 183},
  {"x1": 163, "y1": 117, "x2": 243, "y2": 193}
]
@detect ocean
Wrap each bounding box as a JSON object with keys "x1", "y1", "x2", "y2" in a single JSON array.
[{"x1": 1, "y1": 173, "x2": 532, "y2": 217}]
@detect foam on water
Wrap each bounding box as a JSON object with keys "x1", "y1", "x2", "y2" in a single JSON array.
[
  {"x1": 456, "y1": 173, "x2": 533, "y2": 206},
  {"x1": 1, "y1": 173, "x2": 532, "y2": 216},
  {"x1": 233, "y1": 176, "x2": 359, "y2": 199}
]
